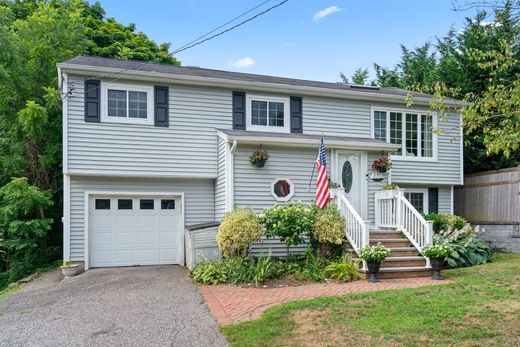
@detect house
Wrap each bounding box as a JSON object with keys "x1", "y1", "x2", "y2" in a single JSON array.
[{"x1": 57, "y1": 56, "x2": 463, "y2": 277}]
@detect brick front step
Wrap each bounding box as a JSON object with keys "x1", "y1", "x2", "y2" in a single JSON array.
[
  {"x1": 369, "y1": 239, "x2": 413, "y2": 247},
  {"x1": 361, "y1": 266, "x2": 433, "y2": 279},
  {"x1": 370, "y1": 232, "x2": 406, "y2": 239},
  {"x1": 381, "y1": 258, "x2": 426, "y2": 268},
  {"x1": 387, "y1": 247, "x2": 421, "y2": 257}
]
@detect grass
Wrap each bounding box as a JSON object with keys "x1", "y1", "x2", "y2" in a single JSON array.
[
  {"x1": 0, "y1": 283, "x2": 22, "y2": 302},
  {"x1": 221, "y1": 253, "x2": 520, "y2": 347}
]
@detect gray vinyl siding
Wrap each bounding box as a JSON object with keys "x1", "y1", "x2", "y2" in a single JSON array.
[
  {"x1": 367, "y1": 151, "x2": 388, "y2": 223},
  {"x1": 233, "y1": 145, "x2": 329, "y2": 213},
  {"x1": 389, "y1": 111, "x2": 461, "y2": 185},
  {"x1": 66, "y1": 76, "x2": 232, "y2": 177},
  {"x1": 215, "y1": 136, "x2": 227, "y2": 220},
  {"x1": 438, "y1": 186, "x2": 452, "y2": 214},
  {"x1": 302, "y1": 96, "x2": 371, "y2": 137},
  {"x1": 69, "y1": 176, "x2": 215, "y2": 260}
]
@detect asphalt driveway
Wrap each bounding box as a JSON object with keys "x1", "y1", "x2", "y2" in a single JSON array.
[{"x1": 0, "y1": 266, "x2": 228, "y2": 346}]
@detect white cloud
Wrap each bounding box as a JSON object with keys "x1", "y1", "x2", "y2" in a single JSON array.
[
  {"x1": 312, "y1": 6, "x2": 343, "y2": 22},
  {"x1": 230, "y1": 57, "x2": 255, "y2": 69}
]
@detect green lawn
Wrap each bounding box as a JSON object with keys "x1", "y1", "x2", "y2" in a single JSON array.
[{"x1": 221, "y1": 253, "x2": 520, "y2": 347}]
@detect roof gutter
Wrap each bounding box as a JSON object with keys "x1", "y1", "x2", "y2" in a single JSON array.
[{"x1": 57, "y1": 63, "x2": 463, "y2": 107}]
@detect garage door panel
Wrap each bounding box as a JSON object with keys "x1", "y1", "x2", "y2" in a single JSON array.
[{"x1": 89, "y1": 195, "x2": 180, "y2": 268}]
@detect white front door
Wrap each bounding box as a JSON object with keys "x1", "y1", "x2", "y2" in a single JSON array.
[
  {"x1": 89, "y1": 195, "x2": 181, "y2": 267},
  {"x1": 336, "y1": 151, "x2": 367, "y2": 218}
]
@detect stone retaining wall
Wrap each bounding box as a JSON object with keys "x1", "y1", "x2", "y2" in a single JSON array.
[{"x1": 474, "y1": 222, "x2": 520, "y2": 253}]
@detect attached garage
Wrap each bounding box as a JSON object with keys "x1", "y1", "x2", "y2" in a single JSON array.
[{"x1": 86, "y1": 194, "x2": 183, "y2": 268}]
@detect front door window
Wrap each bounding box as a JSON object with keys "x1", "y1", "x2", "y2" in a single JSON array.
[{"x1": 342, "y1": 161, "x2": 353, "y2": 193}]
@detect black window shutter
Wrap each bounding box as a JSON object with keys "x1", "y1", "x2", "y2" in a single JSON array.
[
  {"x1": 232, "y1": 91, "x2": 246, "y2": 130},
  {"x1": 154, "y1": 86, "x2": 169, "y2": 127},
  {"x1": 428, "y1": 187, "x2": 439, "y2": 214},
  {"x1": 290, "y1": 96, "x2": 303, "y2": 133},
  {"x1": 84, "y1": 79, "x2": 100, "y2": 122}
]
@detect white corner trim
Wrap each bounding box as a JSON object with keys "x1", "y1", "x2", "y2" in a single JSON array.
[
  {"x1": 83, "y1": 191, "x2": 185, "y2": 270},
  {"x1": 224, "y1": 140, "x2": 237, "y2": 212},
  {"x1": 460, "y1": 114, "x2": 464, "y2": 185},
  {"x1": 63, "y1": 174, "x2": 70, "y2": 261},
  {"x1": 271, "y1": 178, "x2": 295, "y2": 202},
  {"x1": 62, "y1": 71, "x2": 68, "y2": 173},
  {"x1": 450, "y1": 185, "x2": 454, "y2": 214}
]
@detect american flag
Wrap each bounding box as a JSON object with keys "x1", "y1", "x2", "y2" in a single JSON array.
[{"x1": 315, "y1": 136, "x2": 330, "y2": 208}]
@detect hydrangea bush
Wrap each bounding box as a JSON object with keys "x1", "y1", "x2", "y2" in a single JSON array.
[
  {"x1": 422, "y1": 243, "x2": 453, "y2": 258},
  {"x1": 359, "y1": 243, "x2": 391, "y2": 262}
]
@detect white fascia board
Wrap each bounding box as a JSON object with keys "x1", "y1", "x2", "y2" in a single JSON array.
[
  {"x1": 67, "y1": 170, "x2": 217, "y2": 179},
  {"x1": 57, "y1": 63, "x2": 464, "y2": 107},
  {"x1": 224, "y1": 135, "x2": 401, "y2": 151}
]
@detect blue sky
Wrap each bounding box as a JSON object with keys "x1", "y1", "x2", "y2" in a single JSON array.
[{"x1": 94, "y1": 0, "x2": 479, "y2": 82}]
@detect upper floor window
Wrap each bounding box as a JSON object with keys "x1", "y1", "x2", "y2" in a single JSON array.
[
  {"x1": 101, "y1": 83, "x2": 153, "y2": 125},
  {"x1": 372, "y1": 107, "x2": 437, "y2": 161},
  {"x1": 246, "y1": 95, "x2": 290, "y2": 133}
]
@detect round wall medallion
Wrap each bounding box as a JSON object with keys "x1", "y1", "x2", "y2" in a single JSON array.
[{"x1": 342, "y1": 161, "x2": 353, "y2": 193}]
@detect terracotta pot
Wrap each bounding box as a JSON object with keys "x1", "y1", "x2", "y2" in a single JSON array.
[
  {"x1": 366, "y1": 261, "x2": 381, "y2": 283},
  {"x1": 252, "y1": 159, "x2": 266, "y2": 168},
  {"x1": 430, "y1": 257, "x2": 445, "y2": 280}
]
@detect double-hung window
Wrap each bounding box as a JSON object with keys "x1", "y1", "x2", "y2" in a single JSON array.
[
  {"x1": 102, "y1": 83, "x2": 153, "y2": 125},
  {"x1": 372, "y1": 108, "x2": 437, "y2": 160},
  {"x1": 403, "y1": 189, "x2": 428, "y2": 214},
  {"x1": 247, "y1": 95, "x2": 290, "y2": 133}
]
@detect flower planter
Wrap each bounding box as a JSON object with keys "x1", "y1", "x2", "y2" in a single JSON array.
[
  {"x1": 366, "y1": 261, "x2": 381, "y2": 283},
  {"x1": 376, "y1": 167, "x2": 387, "y2": 173},
  {"x1": 252, "y1": 159, "x2": 266, "y2": 168},
  {"x1": 61, "y1": 264, "x2": 80, "y2": 278},
  {"x1": 430, "y1": 257, "x2": 445, "y2": 280}
]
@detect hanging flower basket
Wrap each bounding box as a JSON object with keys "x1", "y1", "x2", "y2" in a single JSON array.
[
  {"x1": 372, "y1": 156, "x2": 392, "y2": 173},
  {"x1": 249, "y1": 146, "x2": 270, "y2": 168}
]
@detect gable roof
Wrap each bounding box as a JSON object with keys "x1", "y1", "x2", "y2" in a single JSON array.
[{"x1": 58, "y1": 55, "x2": 459, "y2": 105}]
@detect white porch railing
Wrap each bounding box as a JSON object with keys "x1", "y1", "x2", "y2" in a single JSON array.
[
  {"x1": 375, "y1": 190, "x2": 434, "y2": 264},
  {"x1": 333, "y1": 190, "x2": 370, "y2": 255}
]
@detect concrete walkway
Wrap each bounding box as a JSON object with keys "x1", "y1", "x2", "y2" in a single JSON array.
[
  {"x1": 199, "y1": 277, "x2": 448, "y2": 325},
  {"x1": 0, "y1": 266, "x2": 228, "y2": 346}
]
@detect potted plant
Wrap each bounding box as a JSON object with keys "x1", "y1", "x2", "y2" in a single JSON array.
[
  {"x1": 61, "y1": 261, "x2": 80, "y2": 278},
  {"x1": 422, "y1": 243, "x2": 453, "y2": 280},
  {"x1": 249, "y1": 146, "x2": 270, "y2": 168},
  {"x1": 372, "y1": 156, "x2": 392, "y2": 173},
  {"x1": 359, "y1": 243, "x2": 391, "y2": 283}
]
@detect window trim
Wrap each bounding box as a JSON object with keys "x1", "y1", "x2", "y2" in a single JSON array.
[
  {"x1": 370, "y1": 106, "x2": 438, "y2": 162},
  {"x1": 101, "y1": 82, "x2": 154, "y2": 125},
  {"x1": 403, "y1": 188, "x2": 429, "y2": 214},
  {"x1": 246, "y1": 94, "x2": 290, "y2": 133},
  {"x1": 271, "y1": 177, "x2": 295, "y2": 202}
]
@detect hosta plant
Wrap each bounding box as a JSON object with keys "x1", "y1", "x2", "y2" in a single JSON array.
[
  {"x1": 359, "y1": 243, "x2": 391, "y2": 262},
  {"x1": 422, "y1": 243, "x2": 453, "y2": 258},
  {"x1": 324, "y1": 254, "x2": 360, "y2": 282}
]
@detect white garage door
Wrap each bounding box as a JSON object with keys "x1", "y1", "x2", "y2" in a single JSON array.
[{"x1": 89, "y1": 195, "x2": 181, "y2": 267}]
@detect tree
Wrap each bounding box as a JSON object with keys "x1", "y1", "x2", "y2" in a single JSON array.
[{"x1": 340, "y1": 67, "x2": 370, "y2": 85}]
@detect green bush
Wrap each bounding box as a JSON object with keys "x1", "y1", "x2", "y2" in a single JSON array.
[
  {"x1": 0, "y1": 178, "x2": 54, "y2": 290},
  {"x1": 260, "y1": 202, "x2": 318, "y2": 257},
  {"x1": 294, "y1": 249, "x2": 327, "y2": 282},
  {"x1": 312, "y1": 205, "x2": 345, "y2": 258},
  {"x1": 324, "y1": 254, "x2": 360, "y2": 281},
  {"x1": 425, "y1": 213, "x2": 467, "y2": 233},
  {"x1": 433, "y1": 221, "x2": 492, "y2": 268},
  {"x1": 216, "y1": 208, "x2": 262, "y2": 258}
]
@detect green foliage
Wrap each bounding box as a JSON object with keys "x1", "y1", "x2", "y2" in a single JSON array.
[
  {"x1": 359, "y1": 243, "x2": 391, "y2": 262},
  {"x1": 324, "y1": 254, "x2": 360, "y2": 281},
  {"x1": 422, "y1": 243, "x2": 453, "y2": 259},
  {"x1": 294, "y1": 249, "x2": 327, "y2": 282},
  {"x1": 260, "y1": 202, "x2": 318, "y2": 256},
  {"x1": 434, "y1": 222, "x2": 492, "y2": 268},
  {"x1": 216, "y1": 208, "x2": 261, "y2": 258},
  {"x1": 341, "y1": 67, "x2": 370, "y2": 85},
  {"x1": 311, "y1": 205, "x2": 345, "y2": 258},
  {"x1": 425, "y1": 213, "x2": 467, "y2": 233},
  {"x1": 0, "y1": 178, "x2": 54, "y2": 289}
]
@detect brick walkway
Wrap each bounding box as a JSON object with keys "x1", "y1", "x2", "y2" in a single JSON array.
[{"x1": 199, "y1": 278, "x2": 447, "y2": 325}]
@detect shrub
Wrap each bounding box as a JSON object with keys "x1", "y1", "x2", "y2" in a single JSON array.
[
  {"x1": 216, "y1": 208, "x2": 262, "y2": 258},
  {"x1": 312, "y1": 205, "x2": 345, "y2": 258},
  {"x1": 434, "y1": 223, "x2": 492, "y2": 268},
  {"x1": 422, "y1": 243, "x2": 453, "y2": 258},
  {"x1": 294, "y1": 249, "x2": 327, "y2": 282},
  {"x1": 260, "y1": 202, "x2": 318, "y2": 257},
  {"x1": 359, "y1": 243, "x2": 391, "y2": 262},
  {"x1": 425, "y1": 213, "x2": 467, "y2": 233},
  {"x1": 324, "y1": 254, "x2": 360, "y2": 281}
]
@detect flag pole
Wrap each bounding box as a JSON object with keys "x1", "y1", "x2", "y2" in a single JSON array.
[{"x1": 307, "y1": 131, "x2": 323, "y2": 192}]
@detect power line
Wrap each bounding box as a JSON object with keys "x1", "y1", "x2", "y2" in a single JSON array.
[
  {"x1": 63, "y1": 0, "x2": 289, "y2": 101},
  {"x1": 173, "y1": 0, "x2": 289, "y2": 55},
  {"x1": 174, "y1": 0, "x2": 273, "y2": 53}
]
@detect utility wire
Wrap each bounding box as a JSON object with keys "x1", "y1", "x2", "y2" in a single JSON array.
[
  {"x1": 173, "y1": 0, "x2": 289, "y2": 55},
  {"x1": 174, "y1": 0, "x2": 272, "y2": 53},
  {"x1": 63, "y1": 0, "x2": 289, "y2": 101}
]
